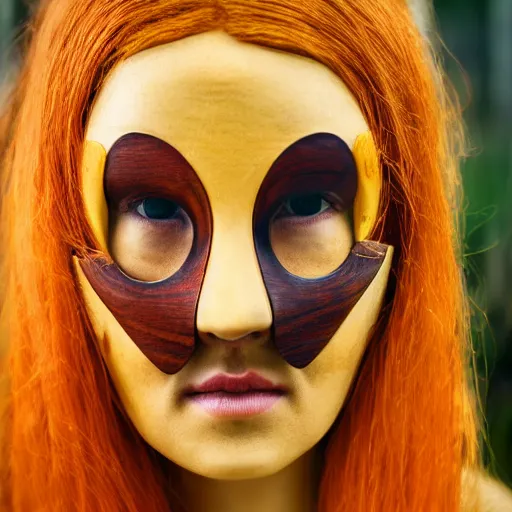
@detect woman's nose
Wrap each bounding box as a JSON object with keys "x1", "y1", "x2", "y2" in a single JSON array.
[{"x1": 195, "y1": 224, "x2": 273, "y2": 344}]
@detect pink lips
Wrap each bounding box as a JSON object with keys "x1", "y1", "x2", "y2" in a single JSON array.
[{"x1": 182, "y1": 372, "x2": 287, "y2": 417}]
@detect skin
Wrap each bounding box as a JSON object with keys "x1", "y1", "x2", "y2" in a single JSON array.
[{"x1": 76, "y1": 31, "x2": 393, "y2": 512}]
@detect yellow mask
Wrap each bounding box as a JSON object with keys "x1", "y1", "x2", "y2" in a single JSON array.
[{"x1": 75, "y1": 31, "x2": 393, "y2": 479}]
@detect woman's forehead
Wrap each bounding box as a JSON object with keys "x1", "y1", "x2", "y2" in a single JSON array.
[{"x1": 86, "y1": 31, "x2": 368, "y2": 197}]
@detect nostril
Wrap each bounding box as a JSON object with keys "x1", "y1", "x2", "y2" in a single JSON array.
[{"x1": 200, "y1": 330, "x2": 267, "y2": 344}]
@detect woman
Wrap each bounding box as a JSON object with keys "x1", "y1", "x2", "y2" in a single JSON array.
[{"x1": 0, "y1": 0, "x2": 483, "y2": 510}]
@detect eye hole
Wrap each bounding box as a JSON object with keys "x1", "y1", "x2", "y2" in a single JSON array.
[
  {"x1": 110, "y1": 196, "x2": 193, "y2": 282},
  {"x1": 281, "y1": 194, "x2": 331, "y2": 217},
  {"x1": 135, "y1": 198, "x2": 180, "y2": 220},
  {"x1": 269, "y1": 193, "x2": 352, "y2": 279}
]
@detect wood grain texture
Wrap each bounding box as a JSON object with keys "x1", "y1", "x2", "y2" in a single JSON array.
[
  {"x1": 80, "y1": 133, "x2": 212, "y2": 374},
  {"x1": 80, "y1": 131, "x2": 388, "y2": 373},
  {"x1": 254, "y1": 133, "x2": 388, "y2": 368}
]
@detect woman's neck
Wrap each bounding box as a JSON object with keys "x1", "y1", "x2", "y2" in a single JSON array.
[{"x1": 170, "y1": 449, "x2": 321, "y2": 512}]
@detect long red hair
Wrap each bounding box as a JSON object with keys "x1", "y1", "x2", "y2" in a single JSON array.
[{"x1": 0, "y1": 0, "x2": 478, "y2": 510}]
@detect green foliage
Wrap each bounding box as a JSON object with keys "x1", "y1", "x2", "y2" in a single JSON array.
[{"x1": 463, "y1": 136, "x2": 512, "y2": 486}]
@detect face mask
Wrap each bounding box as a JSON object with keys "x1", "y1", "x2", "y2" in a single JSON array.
[
  {"x1": 80, "y1": 130, "x2": 388, "y2": 374},
  {"x1": 75, "y1": 31, "x2": 393, "y2": 479}
]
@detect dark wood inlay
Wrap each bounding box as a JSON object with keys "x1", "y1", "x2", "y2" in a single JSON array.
[
  {"x1": 80, "y1": 132, "x2": 388, "y2": 373},
  {"x1": 254, "y1": 133, "x2": 388, "y2": 368},
  {"x1": 80, "y1": 133, "x2": 212, "y2": 374}
]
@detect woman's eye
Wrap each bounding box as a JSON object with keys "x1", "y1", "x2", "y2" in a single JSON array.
[
  {"x1": 135, "y1": 198, "x2": 180, "y2": 220},
  {"x1": 281, "y1": 194, "x2": 331, "y2": 218}
]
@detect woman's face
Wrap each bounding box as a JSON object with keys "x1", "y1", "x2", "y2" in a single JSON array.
[{"x1": 76, "y1": 31, "x2": 393, "y2": 479}]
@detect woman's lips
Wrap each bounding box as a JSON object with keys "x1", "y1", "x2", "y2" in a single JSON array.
[
  {"x1": 182, "y1": 371, "x2": 288, "y2": 417},
  {"x1": 188, "y1": 391, "x2": 284, "y2": 417}
]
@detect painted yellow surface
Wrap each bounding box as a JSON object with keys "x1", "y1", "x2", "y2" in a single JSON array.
[
  {"x1": 82, "y1": 141, "x2": 108, "y2": 252},
  {"x1": 353, "y1": 132, "x2": 381, "y2": 241}
]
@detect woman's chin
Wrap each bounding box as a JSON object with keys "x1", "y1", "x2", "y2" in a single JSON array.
[{"x1": 167, "y1": 444, "x2": 296, "y2": 481}]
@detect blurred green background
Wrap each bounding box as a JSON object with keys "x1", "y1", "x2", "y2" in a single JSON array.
[
  {"x1": 432, "y1": 0, "x2": 512, "y2": 488},
  {"x1": 1, "y1": 0, "x2": 511, "y2": 488}
]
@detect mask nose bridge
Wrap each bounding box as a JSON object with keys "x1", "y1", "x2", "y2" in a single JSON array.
[{"x1": 195, "y1": 206, "x2": 273, "y2": 341}]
